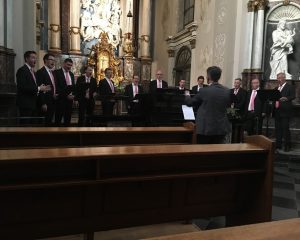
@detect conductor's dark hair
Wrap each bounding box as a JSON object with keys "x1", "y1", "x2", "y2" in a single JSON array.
[
  {"x1": 24, "y1": 51, "x2": 36, "y2": 61},
  {"x1": 198, "y1": 76, "x2": 205, "y2": 80},
  {"x1": 207, "y1": 66, "x2": 222, "y2": 82}
]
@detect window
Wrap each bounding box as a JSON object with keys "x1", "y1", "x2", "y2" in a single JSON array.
[
  {"x1": 183, "y1": 0, "x2": 195, "y2": 26},
  {"x1": 174, "y1": 47, "x2": 191, "y2": 88}
]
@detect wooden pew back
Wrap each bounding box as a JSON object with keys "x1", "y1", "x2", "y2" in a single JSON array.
[{"x1": 0, "y1": 135, "x2": 274, "y2": 239}]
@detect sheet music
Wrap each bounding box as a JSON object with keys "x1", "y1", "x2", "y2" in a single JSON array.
[{"x1": 182, "y1": 105, "x2": 195, "y2": 120}]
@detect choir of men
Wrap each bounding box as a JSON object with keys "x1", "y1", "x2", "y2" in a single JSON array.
[{"x1": 14, "y1": 52, "x2": 297, "y2": 151}]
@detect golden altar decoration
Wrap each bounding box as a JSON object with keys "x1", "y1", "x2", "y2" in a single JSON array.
[{"x1": 87, "y1": 32, "x2": 123, "y2": 85}]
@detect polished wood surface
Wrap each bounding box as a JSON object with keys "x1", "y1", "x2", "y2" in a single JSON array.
[
  {"x1": 0, "y1": 125, "x2": 196, "y2": 148},
  {"x1": 0, "y1": 135, "x2": 274, "y2": 240},
  {"x1": 143, "y1": 218, "x2": 300, "y2": 240}
]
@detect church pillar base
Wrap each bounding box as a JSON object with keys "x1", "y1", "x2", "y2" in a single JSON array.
[{"x1": 242, "y1": 69, "x2": 263, "y2": 91}]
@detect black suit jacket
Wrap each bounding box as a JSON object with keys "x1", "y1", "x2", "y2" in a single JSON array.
[
  {"x1": 124, "y1": 84, "x2": 144, "y2": 101},
  {"x1": 54, "y1": 68, "x2": 76, "y2": 101},
  {"x1": 245, "y1": 90, "x2": 266, "y2": 116},
  {"x1": 191, "y1": 84, "x2": 208, "y2": 94},
  {"x1": 149, "y1": 80, "x2": 168, "y2": 93},
  {"x1": 36, "y1": 66, "x2": 56, "y2": 107},
  {"x1": 275, "y1": 83, "x2": 295, "y2": 118},
  {"x1": 98, "y1": 78, "x2": 115, "y2": 97},
  {"x1": 230, "y1": 88, "x2": 247, "y2": 111},
  {"x1": 76, "y1": 75, "x2": 97, "y2": 102},
  {"x1": 16, "y1": 65, "x2": 38, "y2": 110}
]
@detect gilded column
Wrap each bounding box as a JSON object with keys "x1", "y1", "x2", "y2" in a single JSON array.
[
  {"x1": 140, "y1": 0, "x2": 151, "y2": 60},
  {"x1": 243, "y1": 0, "x2": 255, "y2": 70},
  {"x1": 252, "y1": 0, "x2": 267, "y2": 70},
  {"x1": 48, "y1": 0, "x2": 61, "y2": 53},
  {"x1": 69, "y1": 0, "x2": 81, "y2": 54}
]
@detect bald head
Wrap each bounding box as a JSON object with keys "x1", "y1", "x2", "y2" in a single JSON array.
[{"x1": 277, "y1": 72, "x2": 286, "y2": 86}]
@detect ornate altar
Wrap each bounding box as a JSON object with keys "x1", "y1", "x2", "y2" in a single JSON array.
[{"x1": 87, "y1": 32, "x2": 123, "y2": 85}]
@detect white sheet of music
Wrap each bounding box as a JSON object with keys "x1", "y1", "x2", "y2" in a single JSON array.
[{"x1": 182, "y1": 105, "x2": 195, "y2": 120}]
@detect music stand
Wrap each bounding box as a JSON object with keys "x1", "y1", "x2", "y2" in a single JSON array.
[{"x1": 257, "y1": 89, "x2": 281, "y2": 137}]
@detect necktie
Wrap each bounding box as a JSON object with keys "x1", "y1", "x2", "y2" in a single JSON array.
[
  {"x1": 198, "y1": 86, "x2": 200, "y2": 92},
  {"x1": 158, "y1": 81, "x2": 162, "y2": 89},
  {"x1": 65, "y1": 72, "x2": 72, "y2": 86},
  {"x1": 134, "y1": 85, "x2": 138, "y2": 97},
  {"x1": 234, "y1": 89, "x2": 238, "y2": 95},
  {"x1": 275, "y1": 86, "x2": 282, "y2": 109},
  {"x1": 86, "y1": 77, "x2": 90, "y2": 83},
  {"x1": 250, "y1": 90, "x2": 256, "y2": 111},
  {"x1": 49, "y1": 70, "x2": 56, "y2": 94},
  {"x1": 30, "y1": 68, "x2": 37, "y2": 85},
  {"x1": 108, "y1": 80, "x2": 114, "y2": 93}
]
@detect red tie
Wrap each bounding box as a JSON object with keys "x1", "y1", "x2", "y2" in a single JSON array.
[
  {"x1": 30, "y1": 68, "x2": 37, "y2": 85},
  {"x1": 250, "y1": 90, "x2": 256, "y2": 111}
]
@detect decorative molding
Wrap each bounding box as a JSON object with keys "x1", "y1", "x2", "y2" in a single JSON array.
[
  {"x1": 49, "y1": 24, "x2": 61, "y2": 33},
  {"x1": 248, "y1": 0, "x2": 256, "y2": 12},
  {"x1": 268, "y1": 4, "x2": 300, "y2": 21},
  {"x1": 189, "y1": 39, "x2": 196, "y2": 49},
  {"x1": 256, "y1": 0, "x2": 269, "y2": 10},
  {"x1": 167, "y1": 49, "x2": 175, "y2": 57},
  {"x1": 214, "y1": 33, "x2": 226, "y2": 69}
]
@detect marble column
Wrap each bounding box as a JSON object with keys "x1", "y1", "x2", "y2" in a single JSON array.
[
  {"x1": 252, "y1": 0, "x2": 267, "y2": 70},
  {"x1": 167, "y1": 49, "x2": 175, "y2": 84},
  {"x1": 243, "y1": 0, "x2": 255, "y2": 70},
  {"x1": 0, "y1": 0, "x2": 4, "y2": 47},
  {"x1": 140, "y1": 0, "x2": 151, "y2": 60},
  {"x1": 69, "y1": 0, "x2": 81, "y2": 54},
  {"x1": 48, "y1": 0, "x2": 61, "y2": 53},
  {"x1": 190, "y1": 39, "x2": 197, "y2": 88}
]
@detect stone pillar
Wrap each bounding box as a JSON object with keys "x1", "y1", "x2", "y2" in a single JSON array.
[
  {"x1": 69, "y1": 0, "x2": 81, "y2": 54},
  {"x1": 167, "y1": 49, "x2": 175, "y2": 84},
  {"x1": 140, "y1": 0, "x2": 151, "y2": 60},
  {"x1": 252, "y1": 0, "x2": 267, "y2": 70},
  {"x1": 48, "y1": 0, "x2": 61, "y2": 53},
  {"x1": 243, "y1": 0, "x2": 255, "y2": 70},
  {"x1": 0, "y1": 0, "x2": 4, "y2": 47},
  {"x1": 189, "y1": 39, "x2": 197, "y2": 89}
]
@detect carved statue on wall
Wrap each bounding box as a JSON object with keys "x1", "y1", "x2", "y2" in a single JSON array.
[
  {"x1": 80, "y1": 0, "x2": 121, "y2": 49},
  {"x1": 270, "y1": 19, "x2": 295, "y2": 79}
]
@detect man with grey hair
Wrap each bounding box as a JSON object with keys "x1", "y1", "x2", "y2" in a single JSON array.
[{"x1": 274, "y1": 72, "x2": 295, "y2": 152}]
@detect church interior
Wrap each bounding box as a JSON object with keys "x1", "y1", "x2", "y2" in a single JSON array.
[{"x1": 1, "y1": 0, "x2": 300, "y2": 239}]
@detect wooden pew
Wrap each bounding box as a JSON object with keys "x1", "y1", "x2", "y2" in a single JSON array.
[
  {"x1": 142, "y1": 218, "x2": 300, "y2": 240},
  {"x1": 0, "y1": 135, "x2": 274, "y2": 239},
  {"x1": 0, "y1": 122, "x2": 196, "y2": 149}
]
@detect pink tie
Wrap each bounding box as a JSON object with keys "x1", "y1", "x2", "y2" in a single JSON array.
[
  {"x1": 234, "y1": 89, "x2": 238, "y2": 95},
  {"x1": 30, "y1": 68, "x2": 37, "y2": 85},
  {"x1": 275, "y1": 101, "x2": 280, "y2": 108},
  {"x1": 250, "y1": 90, "x2": 256, "y2": 111},
  {"x1": 109, "y1": 80, "x2": 115, "y2": 93},
  {"x1": 49, "y1": 70, "x2": 56, "y2": 94},
  {"x1": 65, "y1": 72, "x2": 71, "y2": 86},
  {"x1": 134, "y1": 85, "x2": 138, "y2": 97}
]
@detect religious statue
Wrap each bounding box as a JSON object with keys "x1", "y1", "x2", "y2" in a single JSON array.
[{"x1": 269, "y1": 19, "x2": 295, "y2": 79}]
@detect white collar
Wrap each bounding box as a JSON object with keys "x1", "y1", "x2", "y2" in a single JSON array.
[
  {"x1": 25, "y1": 63, "x2": 33, "y2": 71},
  {"x1": 279, "y1": 82, "x2": 286, "y2": 89}
]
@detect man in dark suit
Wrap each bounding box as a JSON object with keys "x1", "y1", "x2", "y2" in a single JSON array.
[
  {"x1": 191, "y1": 76, "x2": 207, "y2": 94},
  {"x1": 54, "y1": 58, "x2": 77, "y2": 127},
  {"x1": 274, "y1": 72, "x2": 295, "y2": 152},
  {"x1": 185, "y1": 66, "x2": 231, "y2": 144},
  {"x1": 149, "y1": 70, "x2": 168, "y2": 93},
  {"x1": 244, "y1": 78, "x2": 266, "y2": 135},
  {"x1": 36, "y1": 53, "x2": 57, "y2": 126},
  {"x1": 124, "y1": 75, "x2": 144, "y2": 115},
  {"x1": 177, "y1": 79, "x2": 188, "y2": 94},
  {"x1": 230, "y1": 78, "x2": 247, "y2": 114},
  {"x1": 76, "y1": 65, "x2": 97, "y2": 126},
  {"x1": 16, "y1": 51, "x2": 50, "y2": 125},
  {"x1": 98, "y1": 68, "x2": 115, "y2": 115}
]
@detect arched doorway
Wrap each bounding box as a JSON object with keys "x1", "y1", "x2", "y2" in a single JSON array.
[{"x1": 174, "y1": 46, "x2": 191, "y2": 88}]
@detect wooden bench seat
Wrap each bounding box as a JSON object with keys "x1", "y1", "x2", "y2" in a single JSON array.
[
  {"x1": 0, "y1": 124, "x2": 196, "y2": 149},
  {"x1": 0, "y1": 135, "x2": 274, "y2": 240},
  {"x1": 142, "y1": 218, "x2": 300, "y2": 240}
]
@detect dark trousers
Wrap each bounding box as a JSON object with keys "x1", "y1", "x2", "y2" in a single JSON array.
[
  {"x1": 245, "y1": 112, "x2": 263, "y2": 135},
  {"x1": 102, "y1": 101, "x2": 115, "y2": 116},
  {"x1": 39, "y1": 102, "x2": 55, "y2": 126},
  {"x1": 19, "y1": 108, "x2": 38, "y2": 126},
  {"x1": 55, "y1": 99, "x2": 73, "y2": 127},
  {"x1": 197, "y1": 134, "x2": 226, "y2": 144},
  {"x1": 275, "y1": 116, "x2": 291, "y2": 148},
  {"x1": 78, "y1": 99, "x2": 95, "y2": 127}
]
